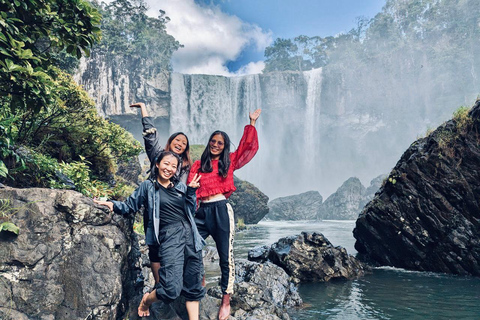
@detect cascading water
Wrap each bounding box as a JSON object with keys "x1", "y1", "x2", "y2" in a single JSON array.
[
  {"x1": 169, "y1": 70, "x2": 328, "y2": 198},
  {"x1": 303, "y1": 68, "x2": 323, "y2": 172}
]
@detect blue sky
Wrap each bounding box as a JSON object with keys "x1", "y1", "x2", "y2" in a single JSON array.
[
  {"x1": 141, "y1": 0, "x2": 386, "y2": 75},
  {"x1": 212, "y1": 0, "x2": 386, "y2": 72}
]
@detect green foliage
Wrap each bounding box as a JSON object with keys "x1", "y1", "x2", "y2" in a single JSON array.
[
  {"x1": 93, "y1": 0, "x2": 181, "y2": 73},
  {"x1": 452, "y1": 106, "x2": 472, "y2": 133},
  {"x1": 236, "y1": 218, "x2": 247, "y2": 230},
  {"x1": 0, "y1": 68, "x2": 142, "y2": 187},
  {"x1": 0, "y1": 0, "x2": 101, "y2": 114},
  {"x1": 0, "y1": 198, "x2": 22, "y2": 235},
  {"x1": 133, "y1": 215, "x2": 145, "y2": 235},
  {"x1": 190, "y1": 144, "x2": 206, "y2": 162}
]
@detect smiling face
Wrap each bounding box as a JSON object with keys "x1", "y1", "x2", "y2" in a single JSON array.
[
  {"x1": 169, "y1": 134, "x2": 188, "y2": 155},
  {"x1": 155, "y1": 154, "x2": 178, "y2": 183},
  {"x1": 209, "y1": 133, "x2": 225, "y2": 159}
]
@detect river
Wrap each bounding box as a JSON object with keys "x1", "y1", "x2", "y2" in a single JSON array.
[{"x1": 205, "y1": 220, "x2": 480, "y2": 320}]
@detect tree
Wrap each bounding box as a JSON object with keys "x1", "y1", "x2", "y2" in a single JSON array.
[
  {"x1": 94, "y1": 0, "x2": 181, "y2": 73},
  {"x1": 0, "y1": 0, "x2": 101, "y2": 114}
]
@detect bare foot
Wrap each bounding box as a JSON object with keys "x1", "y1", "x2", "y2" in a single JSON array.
[
  {"x1": 138, "y1": 293, "x2": 150, "y2": 317},
  {"x1": 218, "y1": 294, "x2": 230, "y2": 320}
]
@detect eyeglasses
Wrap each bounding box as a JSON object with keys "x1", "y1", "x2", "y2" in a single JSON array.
[{"x1": 209, "y1": 139, "x2": 224, "y2": 147}]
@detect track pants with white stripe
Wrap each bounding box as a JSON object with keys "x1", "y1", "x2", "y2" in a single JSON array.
[{"x1": 195, "y1": 199, "x2": 235, "y2": 294}]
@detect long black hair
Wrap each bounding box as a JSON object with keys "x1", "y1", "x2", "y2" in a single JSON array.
[
  {"x1": 200, "y1": 131, "x2": 231, "y2": 178},
  {"x1": 155, "y1": 150, "x2": 181, "y2": 184},
  {"x1": 164, "y1": 132, "x2": 192, "y2": 171}
]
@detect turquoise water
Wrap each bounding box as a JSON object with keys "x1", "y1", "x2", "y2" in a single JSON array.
[{"x1": 206, "y1": 220, "x2": 480, "y2": 320}]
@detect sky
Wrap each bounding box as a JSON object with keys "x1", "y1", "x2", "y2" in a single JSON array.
[{"x1": 125, "y1": 0, "x2": 387, "y2": 76}]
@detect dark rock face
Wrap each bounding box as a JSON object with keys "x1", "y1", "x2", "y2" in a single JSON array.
[
  {"x1": 318, "y1": 177, "x2": 365, "y2": 220},
  {"x1": 228, "y1": 176, "x2": 269, "y2": 224},
  {"x1": 359, "y1": 174, "x2": 387, "y2": 209},
  {"x1": 266, "y1": 191, "x2": 322, "y2": 221},
  {"x1": 249, "y1": 232, "x2": 367, "y2": 283},
  {"x1": 0, "y1": 187, "x2": 140, "y2": 320},
  {"x1": 116, "y1": 157, "x2": 142, "y2": 186},
  {"x1": 354, "y1": 100, "x2": 480, "y2": 276}
]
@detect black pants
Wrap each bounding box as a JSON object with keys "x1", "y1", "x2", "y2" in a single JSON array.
[
  {"x1": 195, "y1": 200, "x2": 235, "y2": 294},
  {"x1": 155, "y1": 220, "x2": 205, "y2": 302}
]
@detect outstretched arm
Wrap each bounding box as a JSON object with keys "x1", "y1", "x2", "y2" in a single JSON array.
[{"x1": 131, "y1": 102, "x2": 164, "y2": 165}]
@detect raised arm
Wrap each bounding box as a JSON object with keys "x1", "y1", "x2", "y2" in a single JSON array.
[
  {"x1": 130, "y1": 102, "x2": 164, "y2": 164},
  {"x1": 231, "y1": 109, "x2": 261, "y2": 170},
  {"x1": 130, "y1": 102, "x2": 149, "y2": 118}
]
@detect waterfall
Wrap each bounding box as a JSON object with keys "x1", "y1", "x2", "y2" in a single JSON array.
[{"x1": 303, "y1": 68, "x2": 323, "y2": 171}]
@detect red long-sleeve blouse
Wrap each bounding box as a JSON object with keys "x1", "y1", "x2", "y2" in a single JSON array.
[{"x1": 187, "y1": 125, "x2": 259, "y2": 200}]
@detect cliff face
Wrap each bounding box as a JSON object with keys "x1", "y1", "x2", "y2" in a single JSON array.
[
  {"x1": 353, "y1": 100, "x2": 480, "y2": 276},
  {"x1": 74, "y1": 53, "x2": 170, "y2": 119}
]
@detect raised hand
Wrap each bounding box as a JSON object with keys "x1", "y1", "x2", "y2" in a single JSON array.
[
  {"x1": 249, "y1": 109, "x2": 261, "y2": 126},
  {"x1": 129, "y1": 102, "x2": 145, "y2": 109},
  {"x1": 188, "y1": 173, "x2": 201, "y2": 189}
]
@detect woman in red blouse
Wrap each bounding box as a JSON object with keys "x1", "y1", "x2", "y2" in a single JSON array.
[{"x1": 187, "y1": 109, "x2": 261, "y2": 320}]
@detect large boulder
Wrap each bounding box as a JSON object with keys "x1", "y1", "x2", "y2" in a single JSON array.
[
  {"x1": 266, "y1": 191, "x2": 322, "y2": 221},
  {"x1": 228, "y1": 176, "x2": 269, "y2": 224},
  {"x1": 354, "y1": 100, "x2": 480, "y2": 276},
  {"x1": 201, "y1": 260, "x2": 302, "y2": 320},
  {"x1": 248, "y1": 232, "x2": 367, "y2": 283},
  {"x1": 0, "y1": 186, "x2": 141, "y2": 320}
]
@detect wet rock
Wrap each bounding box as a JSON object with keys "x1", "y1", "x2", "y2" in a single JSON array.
[
  {"x1": 203, "y1": 260, "x2": 302, "y2": 320},
  {"x1": 249, "y1": 232, "x2": 367, "y2": 283},
  {"x1": 228, "y1": 176, "x2": 269, "y2": 224},
  {"x1": 266, "y1": 191, "x2": 322, "y2": 221},
  {"x1": 354, "y1": 100, "x2": 480, "y2": 276}
]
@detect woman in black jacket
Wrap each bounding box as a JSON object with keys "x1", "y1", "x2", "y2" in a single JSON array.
[{"x1": 95, "y1": 151, "x2": 204, "y2": 319}]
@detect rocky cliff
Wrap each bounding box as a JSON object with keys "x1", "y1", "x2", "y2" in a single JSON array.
[
  {"x1": 353, "y1": 100, "x2": 480, "y2": 276},
  {"x1": 317, "y1": 175, "x2": 385, "y2": 220}
]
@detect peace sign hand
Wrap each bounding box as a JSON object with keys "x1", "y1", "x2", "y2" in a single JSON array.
[{"x1": 188, "y1": 174, "x2": 201, "y2": 189}]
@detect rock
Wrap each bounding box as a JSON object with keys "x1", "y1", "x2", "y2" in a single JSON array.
[
  {"x1": 0, "y1": 186, "x2": 141, "y2": 320},
  {"x1": 359, "y1": 174, "x2": 387, "y2": 208},
  {"x1": 228, "y1": 176, "x2": 269, "y2": 224},
  {"x1": 318, "y1": 177, "x2": 365, "y2": 220},
  {"x1": 204, "y1": 260, "x2": 302, "y2": 320},
  {"x1": 266, "y1": 191, "x2": 322, "y2": 221},
  {"x1": 353, "y1": 100, "x2": 480, "y2": 276},
  {"x1": 116, "y1": 157, "x2": 142, "y2": 186},
  {"x1": 249, "y1": 232, "x2": 367, "y2": 283}
]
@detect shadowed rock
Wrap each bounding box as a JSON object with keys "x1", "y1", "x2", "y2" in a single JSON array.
[
  {"x1": 249, "y1": 232, "x2": 367, "y2": 283},
  {"x1": 354, "y1": 100, "x2": 480, "y2": 276},
  {"x1": 228, "y1": 176, "x2": 269, "y2": 224}
]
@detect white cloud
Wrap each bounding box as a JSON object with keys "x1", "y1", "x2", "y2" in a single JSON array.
[
  {"x1": 143, "y1": 0, "x2": 272, "y2": 76},
  {"x1": 233, "y1": 61, "x2": 266, "y2": 76}
]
